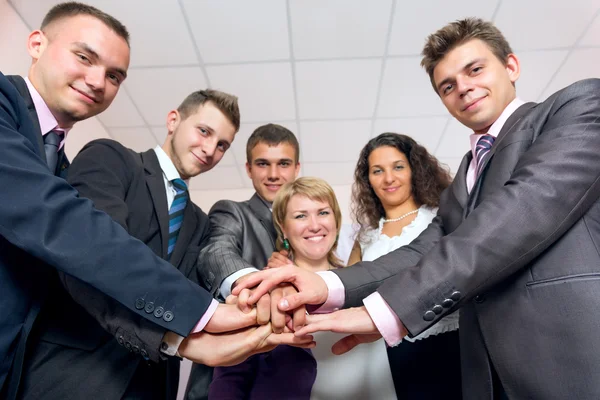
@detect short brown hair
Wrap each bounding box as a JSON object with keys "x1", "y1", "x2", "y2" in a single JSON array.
[
  {"x1": 177, "y1": 90, "x2": 240, "y2": 132},
  {"x1": 421, "y1": 18, "x2": 513, "y2": 93},
  {"x1": 41, "y1": 2, "x2": 130, "y2": 46},
  {"x1": 272, "y1": 177, "x2": 343, "y2": 268},
  {"x1": 246, "y1": 124, "x2": 300, "y2": 164}
]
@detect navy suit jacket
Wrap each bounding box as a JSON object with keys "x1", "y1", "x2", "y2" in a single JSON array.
[{"x1": 0, "y1": 72, "x2": 213, "y2": 397}]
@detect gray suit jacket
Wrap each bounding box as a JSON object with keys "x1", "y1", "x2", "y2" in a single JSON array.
[
  {"x1": 187, "y1": 193, "x2": 277, "y2": 400},
  {"x1": 335, "y1": 78, "x2": 600, "y2": 399},
  {"x1": 196, "y1": 193, "x2": 277, "y2": 298}
]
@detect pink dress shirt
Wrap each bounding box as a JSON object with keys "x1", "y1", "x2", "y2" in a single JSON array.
[{"x1": 318, "y1": 98, "x2": 525, "y2": 346}]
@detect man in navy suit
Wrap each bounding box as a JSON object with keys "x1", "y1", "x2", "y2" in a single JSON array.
[{"x1": 0, "y1": 2, "x2": 309, "y2": 398}]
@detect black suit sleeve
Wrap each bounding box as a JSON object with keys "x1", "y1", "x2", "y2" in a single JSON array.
[
  {"x1": 342, "y1": 79, "x2": 600, "y2": 336},
  {"x1": 0, "y1": 78, "x2": 213, "y2": 338}
]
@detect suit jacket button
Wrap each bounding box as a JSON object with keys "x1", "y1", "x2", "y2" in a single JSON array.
[
  {"x1": 450, "y1": 291, "x2": 461, "y2": 301},
  {"x1": 118, "y1": 335, "x2": 124, "y2": 345},
  {"x1": 125, "y1": 342, "x2": 132, "y2": 351},
  {"x1": 132, "y1": 345, "x2": 140, "y2": 354},
  {"x1": 442, "y1": 299, "x2": 454, "y2": 308},
  {"x1": 160, "y1": 342, "x2": 169, "y2": 351},
  {"x1": 163, "y1": 311, "x2": 174, "y2": 322},
  {"x1": 154, "y1": 306, "x2": 165, "y2": 318},
  {"x1": 145, "y1": 302, "x2": 155, "y2": 313},
  {"x1": 423, "y1": 310, "x2": 436, "y2": 321},
  {"x1": 141, "y1": 349, "x2": 149, "y2": 359},
  {"x1": 474, "y1": 295, "x2": 485, "y2": 303},
  {"x1": 135, "y1": 298, "x2": 145, "y2": 310},
  {"x1": 432, "y1": 305, "x2": 443, "y2": 314}
]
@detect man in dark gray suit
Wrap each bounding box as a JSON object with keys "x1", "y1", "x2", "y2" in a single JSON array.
[
  {"x1": 186, "y1": 123, "x2": 300, "y2": 399},
  {"x1": 235, "y1": 18, "x2": 600, "y2": 399}
]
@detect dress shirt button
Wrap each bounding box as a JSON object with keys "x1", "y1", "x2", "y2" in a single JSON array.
[
  {"x1": 132, "y1": 345, "x2": 140, "y2": 354},
  {"x1": 432, "y1": 305, "x2": 443, "y2": 315},
  {"x1": 117, "y1": 335, "x2": 124, "y2": 345},
  {"x1": 450, "y1": 291, "x2": 461, "y2": 301},
  {"x1": 163, "y1": 311, "x2": 174, "y2": 322},
  {"x1": 474, "y1": 295, "x2": 486, "y2": 304},
  {"x1": 135, "y1": 298, "x2": 145, "y2": 310},
  {"x1": 423, "y1": 310, "x2": 436, "y2": 321},
  {"x1": 144, "y1": 302, "x2": 155, "y2": 314},
  {"x1": 154, "y1": 306, "x2": 165, "y2": 318},
  {"x1": 442, "y1": 299, "x2": 454, "y2": 308}
]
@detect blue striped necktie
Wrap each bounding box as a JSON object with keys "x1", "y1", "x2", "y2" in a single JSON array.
[
  {"x1": 168, "y1": 178, "x2": 188, "y2": 258},
  {"x1": 475, "y1": 134, "x2": 495, "y2": 177}
]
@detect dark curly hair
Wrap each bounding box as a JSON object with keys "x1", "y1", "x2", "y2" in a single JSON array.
[{"x1": 351, "y1": 133, "x2": 452, "y2": 243}]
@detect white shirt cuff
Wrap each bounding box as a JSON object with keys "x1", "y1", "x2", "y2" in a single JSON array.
[{"x1": 219, "y1": 267, "x2": 259, "y2": 299}]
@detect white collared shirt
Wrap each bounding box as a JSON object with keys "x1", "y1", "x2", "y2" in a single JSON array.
[{"x1": 153, "y1": 145, "x2": 188, "y2": 209}]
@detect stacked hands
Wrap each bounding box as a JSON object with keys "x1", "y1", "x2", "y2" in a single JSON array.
[{"x1": 179, "y1": 250, "x2": 393, "y2": 367}]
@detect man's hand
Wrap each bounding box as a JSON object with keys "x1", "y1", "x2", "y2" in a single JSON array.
[
  {"x1": 204, "y1": 303, "x2": 257, "y2": 333},
  {"x1": 178, "y1": 323, "x2": 315, "y2": 367},
  {"x1": 294, "y1": 306, "x2": 400, "y2": 355},
  {"x1": 232, "y1": 265, "x2": 329, "y2": 312}
]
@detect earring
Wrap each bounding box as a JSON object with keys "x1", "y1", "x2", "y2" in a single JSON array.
[
  {"x1": 335, "y1": 234, "x2": 339, "y2": 243},
  {"x1": 283, "y1": 238, "x2": 290, "y2": 251}
]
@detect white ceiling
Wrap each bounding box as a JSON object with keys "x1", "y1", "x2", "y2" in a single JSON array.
[{"x1": 2, "y1": 0, "x2": 600, "y2": 213}]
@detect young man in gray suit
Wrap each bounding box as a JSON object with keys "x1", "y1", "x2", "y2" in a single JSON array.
[
  {"x1": 186, "y1": 123, "x2": 300, "y2": 399},
  {"x1": 236, "y1": 18, "x2": 600, "y2": 399}
]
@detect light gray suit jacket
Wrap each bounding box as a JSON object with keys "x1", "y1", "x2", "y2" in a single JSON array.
[{"x1": 335, "y1": 78, "x2": 600, "y2": 399}]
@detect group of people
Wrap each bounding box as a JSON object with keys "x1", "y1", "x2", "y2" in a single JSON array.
[{"x1": 1, "y1": 2, "x2": 599, "y2": 400}]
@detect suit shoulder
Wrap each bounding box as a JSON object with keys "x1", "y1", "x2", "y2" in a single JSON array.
[
  {"x1": 209, "y1": 199, "x2": 248, "y2": 214},
  {"x1": 78, "y1": 139, "x2": 139, "y2": 163}
]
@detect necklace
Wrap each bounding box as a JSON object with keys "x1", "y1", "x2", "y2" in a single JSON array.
[{"x1": 382, "y1": 209, "x2": 419, "y2": 224}]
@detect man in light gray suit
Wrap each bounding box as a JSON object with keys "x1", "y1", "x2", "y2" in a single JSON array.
[
  {"x1": 186, "y1": 123, "x2": 300, "y2": 399},
  {"x1": 235, "y1": 18, "x2": 600, "y2": 399}
]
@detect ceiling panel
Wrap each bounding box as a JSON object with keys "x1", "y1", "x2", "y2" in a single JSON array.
[
  {"x1": 495, "y1": 0, "x2": 598, "y2": 50},
  {"x1": 125, "y1": 67, "x2": 208, "y2": 126},
  {"x1": 182, "y1": 0, "x2": 289, "y2": 63},
  {"x1": 207, "y1": 62, "x2": 296, "y2": 122},
  {"x1": 434, "y1": 118, "x2": 472, "y2": 158},
  {"x1": 377, "y1": 57, "x2": 447, "y2": 117},
  {"x1": 96, "y1": 89, "x2": 145, "y2": 128},
  {"x1": 290, "y1": 0, "x2": 391, "y2": 59},
  {"x1": 540, "y1": 48, "x2": 600, "y2": 100},
  {"x1": 579, "y1": 14, "x2": 600, "y2": 47},
  {"x1": 189, "y1": 165, "x2": 245, "y2": 190},
  {"x1": 302, "y1": 162, "x2": 356, "y2": 185},
  {"x1": 296, "y1": 59, "x2": 381, "y2": 119},
  {"x1": 372, "y1": 116, "x2": 449, "y2": 153},
  {"x1": 109, "y1": 127, "x2": 158, "y2": 153},
  {"x1": 388, "y1": 0, "x2": 499, "y2": 56},
  {"x1": 516, "y1": 50, "x2": 569, "y2": 102},
  {"x1": 300, "y1": 120, "x2": 371, "y2": 163}
]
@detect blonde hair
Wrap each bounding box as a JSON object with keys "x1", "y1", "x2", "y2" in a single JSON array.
[{"x1": 272, "y1": 177, "x2": 343, "y2": 268}]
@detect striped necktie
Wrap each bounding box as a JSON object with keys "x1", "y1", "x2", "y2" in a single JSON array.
[
  {"x1": 168, "y1": 178, "x2": 188, "y2": 258},
  {"x1": 44, "y1": 130, "x2": 64, "y2": 173},
  {"x1": 475, "y1": 134, "x2": 495, "y2": 177}
]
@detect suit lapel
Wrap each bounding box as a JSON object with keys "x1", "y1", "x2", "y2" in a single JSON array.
[
  {"x1": 141, "y1": 149, "x2": 170, "y2": 258},
  {"x1": 475, "y1": 102, "x2": 536, "y2": 178},
  {"x1": 170, "y1": 203, "x2": 197, "y2": 269},
  {"x1": 466, "y1": 102, "x2": 537, "y2": 216},
  {"x1": 7, "y1": 75, "x2": 46, "y2": 162},
  {"x1": 452, "y1": 152, "x2": 471, "y2": 213},
  {"x1": 248, "y1": 193, "x2": 277, "y2": 247}
]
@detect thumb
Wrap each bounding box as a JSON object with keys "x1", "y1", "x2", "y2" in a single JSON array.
[
  {"x1": 331, "y1": 335, "x2": 362, "y2": 355},
  {"x1": 278, "y1": 291, "x2": 315, "y2": 311}
]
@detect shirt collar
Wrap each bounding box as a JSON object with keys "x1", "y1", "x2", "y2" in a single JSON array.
[
  {"x1": 153, "y1": 145, "x2": 185, "y2": 183},
  {"x1": 24, "y1": 77, "x2": 71, "y2": 138},
  {"x1": 469, "y1": 97, "x2": 525, "y2": 151}
]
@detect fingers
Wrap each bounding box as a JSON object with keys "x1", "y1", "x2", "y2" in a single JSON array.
[
  {"x1": 331, "y1": 334, "x2": 362, "y2": 355},
  {"x1": 255, "y1": 292, "x2": 271, "y2": 325},
  {"x1": 278, "y1": 291, "x2": 316, "y2": 312},
  {"x1": 205, "y1": 303, "x2": 257, "y2": 333},
  {"x1": 294, "y1": 314, "x2": 334, "y2": 336},
  {"x1": 245, "y1": 268, "x2": 297, "y2": 304},
  {"x1": 266, "y1": 331, "x2": 315, "y2": 347},
  {"x1": 225, "y1": 295, "x2": 237, "y2": 305},
  {"x1": 266, "y1": 251, "x2": 292, "y2": 269},
  {"x1": 237, "y1": 288, "x2": 252, "y2": 313},
  {"x1": 270, "y1": 287, "x2": 286, "y2": 334},
  {"x1": 292, "y1": 305, "x2": 306, "y2": 330},
  {"x1": 232, "y1": 268, "x2": 279, "y2": 296}
]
